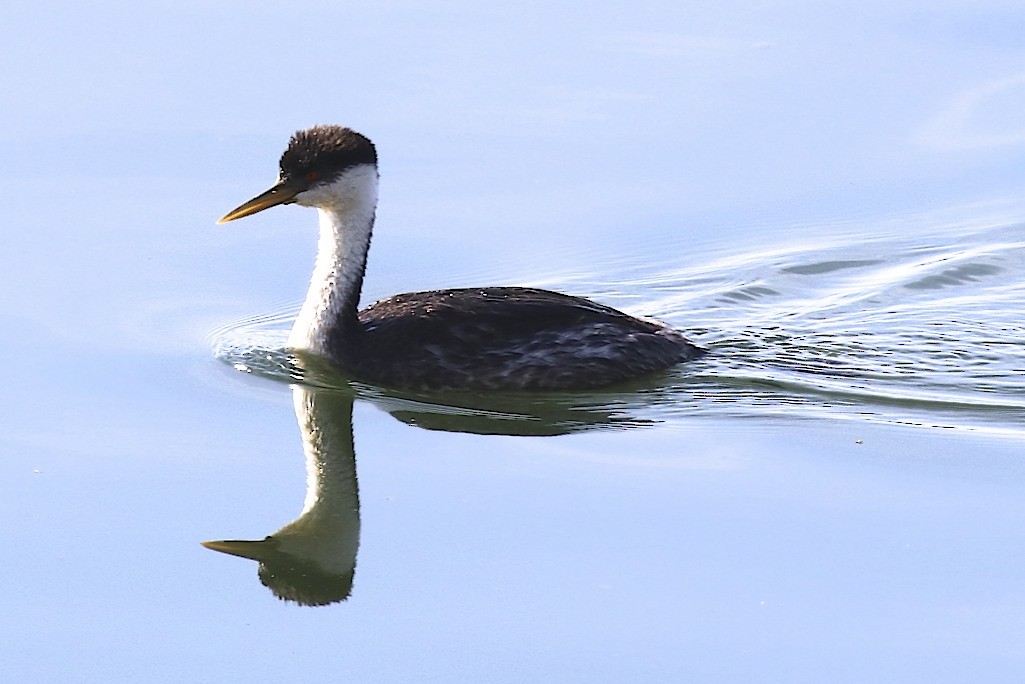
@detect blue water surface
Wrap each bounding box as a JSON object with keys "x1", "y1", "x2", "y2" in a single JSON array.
[{"x1": 3, "y1": 2, "x2": 1025, "y2": 682}]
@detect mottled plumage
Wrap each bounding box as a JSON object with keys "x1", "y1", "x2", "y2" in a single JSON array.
[{"x1": 339, "y1": 287, "x2": 703, "y2": 390}]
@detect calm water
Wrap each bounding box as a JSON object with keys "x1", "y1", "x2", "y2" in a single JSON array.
[{"x1": 5, "y1": 3, "x2": 1025, "y2": 682}]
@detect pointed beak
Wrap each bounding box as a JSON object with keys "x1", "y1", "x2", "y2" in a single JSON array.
[
  {"x1": 217, "y1": 178, "x2": 305, "y2": 223},
  {"x1": 201, "y1": 538, "x2": 275, "y2": 561}
]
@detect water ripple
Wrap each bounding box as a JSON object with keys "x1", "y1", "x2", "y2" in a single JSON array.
[
  {"x1": 213, "y1": 215, "x2": 1025, "y2": 436},
  {"x1": 637, "y1": 219, "x2": 1025, "y2": 434}
]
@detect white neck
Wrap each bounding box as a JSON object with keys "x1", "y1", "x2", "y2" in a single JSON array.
[
  {"x1": 271, "y1": 386, "x2": 361, "y2": 574},
  {"x1": 286, "y1": 165, "x2": 379, "y2": 353}
]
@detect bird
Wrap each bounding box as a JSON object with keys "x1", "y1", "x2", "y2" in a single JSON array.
[{"x1": 218, "y1": 125, "x2": 705, "y2": 391}]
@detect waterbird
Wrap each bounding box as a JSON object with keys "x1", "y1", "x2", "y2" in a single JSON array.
[{"x1": 218, "y1": 126, "x2": 705, "y2": 390}]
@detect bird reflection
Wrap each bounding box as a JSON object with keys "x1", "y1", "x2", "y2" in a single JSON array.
[
  {"x1": 203, "y1": 360, "x2": 667, "y2": 606},
  {"x1": 362, "y1": 386, "x2": 662, "y2": 436},
  {"x1": 203, "y1": 386, "x2": 360, "y2": 606}
]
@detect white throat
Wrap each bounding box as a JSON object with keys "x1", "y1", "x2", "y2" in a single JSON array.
[{"x1": 286, "y1": 165, "x2": 379, "y2": 353}]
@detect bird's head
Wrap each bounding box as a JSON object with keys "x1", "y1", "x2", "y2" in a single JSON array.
[{"x1": 218, "y1": 125, "x2": 378, "y2": 223}]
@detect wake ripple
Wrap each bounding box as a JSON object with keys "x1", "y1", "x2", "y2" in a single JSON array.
[
  {"x1": 616, "y1": 217, "x2": 1025, "y2": 434},
  {"x1": 213, "y1": 214, "x2": 1025, "y2": 436}
]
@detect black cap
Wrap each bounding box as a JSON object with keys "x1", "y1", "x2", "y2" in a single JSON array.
[{"x1": 279, "y1": 125, "x2": 378, "y2": 183}]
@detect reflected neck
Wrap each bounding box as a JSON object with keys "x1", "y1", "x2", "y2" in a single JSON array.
[
  {"x1": 272, "y1": 387, "x2": 361, "y2": 572},
  {"x1": 293, "y1": 388, "x2": 360, "y2": 523}
]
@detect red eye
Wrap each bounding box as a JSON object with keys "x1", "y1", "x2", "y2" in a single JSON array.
[{"x1": 306, "y1": 171, "x2": 319, "y2": 182}]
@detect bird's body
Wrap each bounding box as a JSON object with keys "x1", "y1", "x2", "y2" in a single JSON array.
[
  {"x1": 347, "y1": 286, "x2": 699, "y2": 390},
  {"x1": 219, "y1": 126, "x2": 704, "y2": 391}
]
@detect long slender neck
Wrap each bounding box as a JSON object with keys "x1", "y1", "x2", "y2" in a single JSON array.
[
  {"x1": 269, "y1": 386, "x2": 361, "y2": 585},
  {"x1": 285, "y1": 386, "x2": 360, "y2": 547},
  {"x1": 286, "y1": 166, "x2": 378, "y2": 354}
]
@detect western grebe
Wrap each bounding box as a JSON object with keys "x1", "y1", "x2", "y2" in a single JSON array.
[{"x1": 218, "y1": 126, "x2": 704, "y2": 390}]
